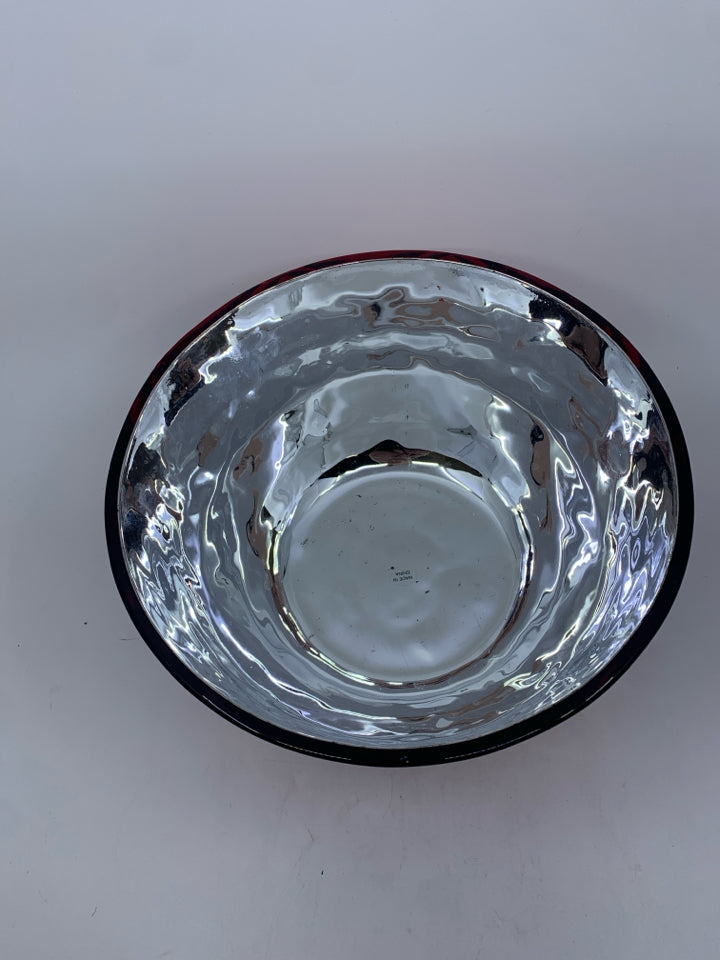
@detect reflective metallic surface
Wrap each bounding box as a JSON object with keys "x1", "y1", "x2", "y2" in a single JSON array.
[{"x1": 108, "y1": 254, "x2": 691, "y2": 763}]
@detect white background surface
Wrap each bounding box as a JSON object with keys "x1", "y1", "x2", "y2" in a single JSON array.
[{"x1": 2, "y1": 2, "x2": 719, "y2": 957}]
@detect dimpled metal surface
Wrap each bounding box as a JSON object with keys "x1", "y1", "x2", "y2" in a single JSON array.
[{"x1": 108, "y1": 253, "x2": 691, "y2": 763}]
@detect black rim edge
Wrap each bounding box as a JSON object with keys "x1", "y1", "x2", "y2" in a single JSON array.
[{"x1": 105, "y1": 250, "x2": 694, "y2": 767}]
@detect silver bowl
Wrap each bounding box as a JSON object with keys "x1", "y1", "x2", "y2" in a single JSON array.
[{"x1": 106, "y1": 252, "x2": 692, "y2": 764}]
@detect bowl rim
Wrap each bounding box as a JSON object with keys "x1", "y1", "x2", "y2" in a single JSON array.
[{"x1": 105, "y1": 250, "x2": 694, "y2": 766}]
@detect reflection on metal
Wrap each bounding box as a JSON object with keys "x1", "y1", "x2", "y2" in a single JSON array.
[{"x1": 111, "y1": 255, "x2": 688, "y2": 757}]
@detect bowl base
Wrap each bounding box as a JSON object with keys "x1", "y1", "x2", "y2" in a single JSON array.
[{"x1": 274, "y1": 449, "x2": 532, "y2": 686}]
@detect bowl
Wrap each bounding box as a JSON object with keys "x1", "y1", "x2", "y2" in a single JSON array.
[{"x1": 106, "y1": 251, "x2": 692, "y2": 764}]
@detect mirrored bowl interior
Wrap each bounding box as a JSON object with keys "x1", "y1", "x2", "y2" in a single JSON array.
[{"x1": 109, "y1": 253, "x2": 691, "y2": 763}]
